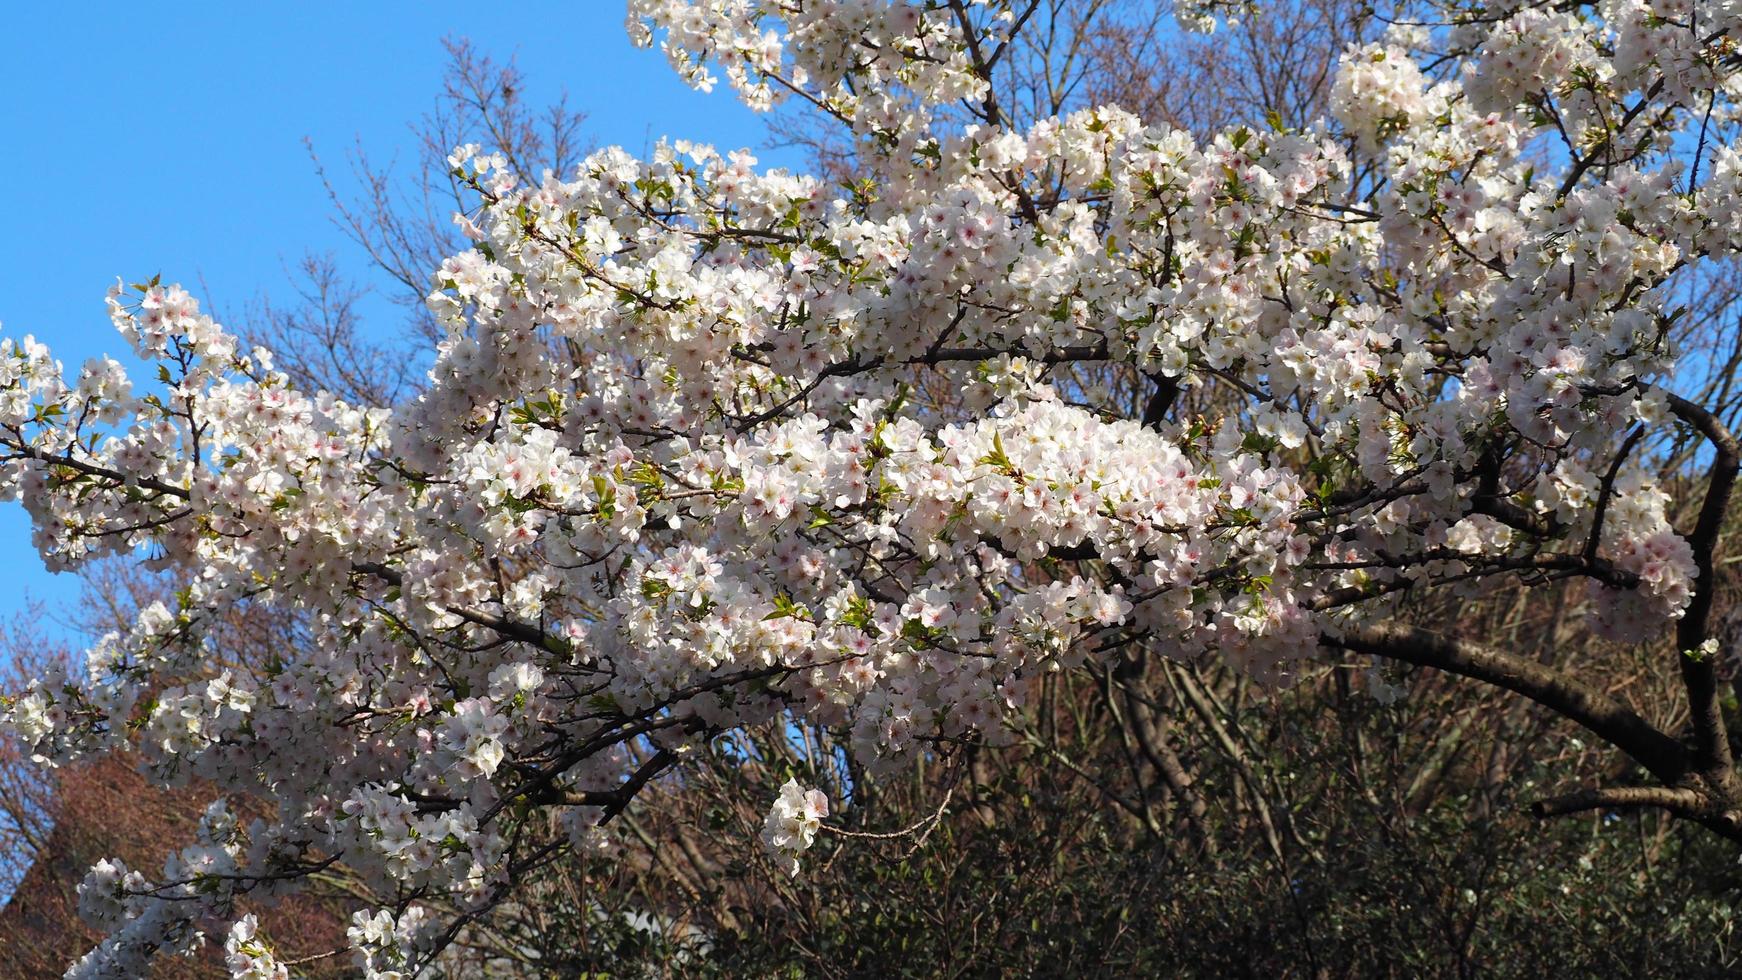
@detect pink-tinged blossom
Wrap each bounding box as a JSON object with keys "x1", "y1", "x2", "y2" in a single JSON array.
[{"x1": 761, "y1": 778, "x2": 830, "y2": 876}]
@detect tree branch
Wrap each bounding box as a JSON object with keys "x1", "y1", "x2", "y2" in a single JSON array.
[
  {"x1": 1331, "y1": 622, "x2": 1688, "y2": 783},
  {"x1": 1668, "y1": 392, "x2": 1740, "y2": 779},
  {"x1": 1530, "y1": 785, "x2": 1702, "y2": 819}
]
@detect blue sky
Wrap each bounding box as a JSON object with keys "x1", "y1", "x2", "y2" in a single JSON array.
[{"x1": 0, "y1": 3, "x2": 792, "y2": 645}]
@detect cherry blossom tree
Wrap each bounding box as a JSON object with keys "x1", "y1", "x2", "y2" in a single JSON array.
[{"x1": 4, "y1": 0, "x2": 1742, "y2": 974}]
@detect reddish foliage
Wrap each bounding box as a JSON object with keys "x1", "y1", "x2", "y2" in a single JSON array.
[{"x1": 0, "y1": 753, "x2": 349, "y2": 978}]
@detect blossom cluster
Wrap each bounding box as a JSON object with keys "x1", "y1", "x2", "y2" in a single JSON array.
[{"x1": 761, "y1": 778, "x2": 830, "y2": 876}]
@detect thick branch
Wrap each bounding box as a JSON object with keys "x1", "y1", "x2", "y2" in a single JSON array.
[
  {"x1": 1668, "y1": 392, "x2": 1739, "y2": 778},
  {"x1": 352, "y1": 560, "x2": 565, "y2": 653},
  {"x1": 1530, "y1": 785, "x2": 1702, "y2": 819},
  {"x1": 1332, "y1": 622, "x2": 1688, "y2": 783},
  {"x1": 1, "y1": 442, "x2": 190, "y2": 500},
  {"x1": 1140, "y1": 373, "x2": 1180, "y2": 431},
  {"x1": 1119, "y1": 684, "x2": 1214, "y2": 852}
]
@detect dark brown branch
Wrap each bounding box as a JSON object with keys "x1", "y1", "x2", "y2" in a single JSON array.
[
  {"x1": 352, "y1": 560, "x2": 566, "y2": 654},
  {"x1": 1140, "y1": 372, "x2": 1180, "y2": 430},
  {"x1": 1119, "y1": 683, "x2": 1214, "y2": 852},
  {"x1": 1469, "y1": 492, "x2": 1557, "y2": 538},
  {"x1": 1668, "y1": 392, "x2": 1741, "y2": 779},
  {"x1": 1, "y1": 442, "x2": 190, "y2": 500},
  {"x1": 1584, "y1": 424, "x2": 1647, "y2": 561},
  {"x1": 1530, "y1": 785, "x2": 1702, "y2": 819},
  {"x1": 1331, "y1": 622, "x2": 1688, "y2": 783},
  {"x1": 597, "y1": 748, "x2": 676, "y2": 824}
]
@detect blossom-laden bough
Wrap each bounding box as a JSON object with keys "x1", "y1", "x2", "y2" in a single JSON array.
[{"x1": 5, "y1": 0, "x2": 1742, "y2": 974}]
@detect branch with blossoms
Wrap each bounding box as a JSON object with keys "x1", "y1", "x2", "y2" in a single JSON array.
[{"x1": 3, "y1": 0, "x2": 1742, "y2": 974}]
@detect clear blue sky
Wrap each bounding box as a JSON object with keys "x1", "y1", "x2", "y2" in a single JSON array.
[{"x1": 0, "y1": 3, "x2": 791, "y2": 644}]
